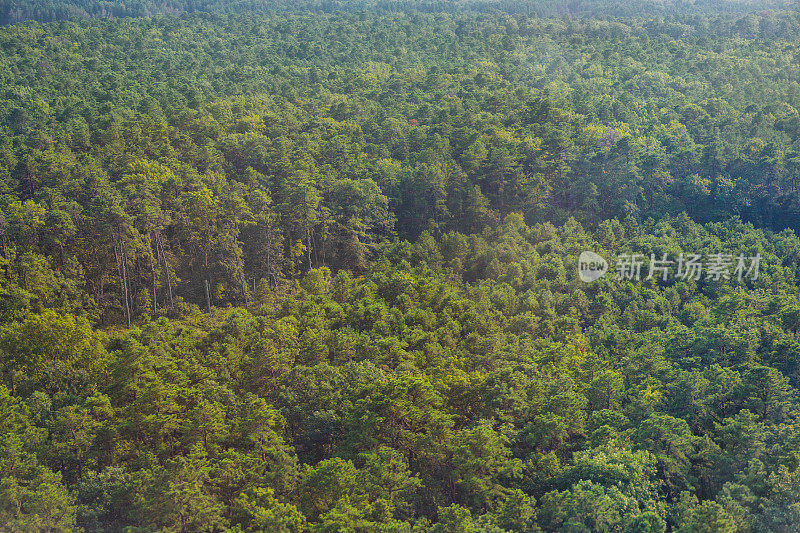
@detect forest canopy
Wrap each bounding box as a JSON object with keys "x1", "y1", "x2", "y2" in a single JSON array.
[
  {"x1": 2, "y1": 3, "x2": 800, "y2": 532},
  {"x1": 1, "y1": 0, "x2": 796, "y2": 26}
]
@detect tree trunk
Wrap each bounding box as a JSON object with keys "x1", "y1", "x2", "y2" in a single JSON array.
[
  {"x1": 157, "y1": 233, "x2": 174, "y2": 309},
  {"x1": 122, "y1": 243, "x2": 132, "y2": 327},
  {"x1": 115, "y1": 237, "x2": 132, "y2": 327},
  {"x1": 304, "y1": 191, "x2": 312, "y2": 270},
  {"x1": 151, "y1": 234, "x2": 157, "y2": 315},
  {"x1": 204, "y1": 248, "x2": 212, "y2": 312}
]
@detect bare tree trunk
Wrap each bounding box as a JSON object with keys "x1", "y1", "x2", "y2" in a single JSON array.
[
  {"x1": 156, "y1": 233, "x2": 174, "y2": 309},
  {"x1": 265, "y1": 223, "x2": 276, "y2": 288},
  {"x1": 115, "y1": 237, "x2": 131, "y2": 327},
  {"x1": 304, "y1": 191, "x2": 312, "y2": 270},
  {"x1": 204, "y1": 247, "x2": 212, "y2": 313},
  {"x1": 306, "y1": 224, "x2": 312, "y2": 270},
  {"x1": 232, "y1": 237, "x2": 249, "y2": 307},
  {"x1": 151, "y1": 258, "x2": 157, "y2": 314},
  {"x1": 99, "y1": 264, "x2": 105, "y2": 325},
  {"x1": 0, "y1": 213, "x2": 7, "y2": 260},
  {"x1": 122, "y1": 243, "x2": 132, "y2": 327},
  {"x1": 151, "y1": 233, "x2": 158, "y2": 314},
  {"x1": 114, "y1": 242, "x2": 122, "y2": 320}
]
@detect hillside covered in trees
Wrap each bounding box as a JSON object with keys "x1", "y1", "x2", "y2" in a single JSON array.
[
  {"x1": 3, "y1": 3, "x2": 800, "y2": 532},
  {"x1": 1, "y1": 0, "x2": 796, "y2": 26}
]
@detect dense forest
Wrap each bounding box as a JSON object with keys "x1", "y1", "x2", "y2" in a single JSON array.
[
  {"x1": 1, "y1": 0, "x2": 797, "y2": 25},
  {"x1": 3, "y1": 2, "x2": 800, "y2": 531}
]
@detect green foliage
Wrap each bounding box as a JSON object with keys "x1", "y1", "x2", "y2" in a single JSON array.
[{"x1": 3, "y1": 4, "x2": 800, "y2": 531}]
